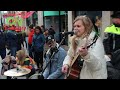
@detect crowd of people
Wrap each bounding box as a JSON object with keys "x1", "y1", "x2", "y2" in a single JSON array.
[
  {"x1": 0, "y1": 24, "x2": 56, "y2": 79},
  {"x1": 0, "y1": 11, "x2": 120, "y2": 79}
]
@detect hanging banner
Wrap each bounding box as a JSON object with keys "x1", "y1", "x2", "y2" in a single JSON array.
[
  {"x1": 21, "y1": 11, "x2": 35, "y2": 19},
  {"x1": 3, "y1": 13, "x2": 22, "y2": 18},
  {"x1": 6, "y1": 16, "x2": 23, "y2": 26},
  {"x1": 3, "y1": 11, "x2": 35, "y2": 19},
  {"x1": 6, "y1": 17, "x2": 16, "y2": 26}
]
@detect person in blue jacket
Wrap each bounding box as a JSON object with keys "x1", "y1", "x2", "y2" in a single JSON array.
[
  {"x1": 43, "y1": 35, "x2": 67, "y2": 79},
  {"x1": 32, "y1": 26, "x2": 45, "y2": 71}
]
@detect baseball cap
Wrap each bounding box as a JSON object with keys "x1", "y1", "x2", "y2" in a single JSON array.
[
  {"x1": 46, "y1": 35, "x2": 54, "y2": 44},
  {"x1": 111, "y1": 11, "x2": 120, "y2": 18}
]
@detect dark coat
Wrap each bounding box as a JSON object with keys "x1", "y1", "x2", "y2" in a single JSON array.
[
  {"x1": 107, "y1": 49, "x2": 120, "y2": 79},
  {"x1": 6, "y1": 30, "x2": 18, "y2": 48},
  {"x1": 0, "y1": 31, "x2": 6, "y2": 50},
  {"x1": 103, "y1": 33, "x2": 120, "y2": 55}
]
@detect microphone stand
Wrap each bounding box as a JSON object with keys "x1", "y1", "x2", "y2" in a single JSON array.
[{"x1": 29, "y1": 35, "x2": 67, "y2": 79}]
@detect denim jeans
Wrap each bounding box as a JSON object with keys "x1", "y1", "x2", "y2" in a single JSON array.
[{"x1": 28, "y1": 44, "x2": 33, "y2": 58}]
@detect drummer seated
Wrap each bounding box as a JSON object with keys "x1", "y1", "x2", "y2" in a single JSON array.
[
  {"x1": 1, "y1": 55, "x2": 17, "y2": 79},
  {"x1": 15, "y1": 50, "x2": 36, "y2": 79}
]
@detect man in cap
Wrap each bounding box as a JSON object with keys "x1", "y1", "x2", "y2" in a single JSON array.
[{"x1": 42, "y1": 35, "x2": 67, "y2": 79}]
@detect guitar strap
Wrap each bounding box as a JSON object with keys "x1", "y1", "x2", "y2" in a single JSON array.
[
  {"x1": 66, "y1": 32, "x2": 99, "y2": 79},
  {"x1": 70, "y1": 33, "x2": 98, "y2": 67}
]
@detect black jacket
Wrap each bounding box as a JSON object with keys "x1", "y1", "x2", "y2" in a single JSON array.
[
  {"x1": 107, "y1": 49, "x2": 120, "y2": 79},
  {"x1": 6, "y1": 30, "x2": 18, "y2": 48},
  {"x1": 103, "y1": 33, "x2": 120, "y2": 55},
  {"x1": 0, "y1": 31, "x2": 6, "y2": 50}
]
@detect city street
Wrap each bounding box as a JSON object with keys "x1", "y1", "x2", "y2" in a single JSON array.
[{"x1": 0, "y1": 41, "x2": 69, "y2": 79}]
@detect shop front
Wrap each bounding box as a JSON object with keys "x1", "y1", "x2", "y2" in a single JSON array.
[{"x1": 43, "y1": 11, "x2": 67, "y2": 43}]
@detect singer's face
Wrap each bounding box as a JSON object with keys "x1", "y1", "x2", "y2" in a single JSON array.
[{"x1": 73, "y1": 20, "x2": 85, "y2": 37}]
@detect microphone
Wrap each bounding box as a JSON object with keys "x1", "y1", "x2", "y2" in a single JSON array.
[{"x1": 60, "y1": 31, "x2": 74, "y2": 35}]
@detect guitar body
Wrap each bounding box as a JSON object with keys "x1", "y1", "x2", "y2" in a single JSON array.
[{"x1": 67, "y1": 58, "x2": 82, "y2": 79}]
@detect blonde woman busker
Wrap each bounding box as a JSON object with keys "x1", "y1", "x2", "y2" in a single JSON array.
[{"x1": 62, "y1": 15, "x2": 107, "y2": 79}]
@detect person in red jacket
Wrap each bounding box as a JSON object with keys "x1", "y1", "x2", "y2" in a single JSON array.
[{"x1": 28, "y1": 24, "x2": 34, "y2": 58}]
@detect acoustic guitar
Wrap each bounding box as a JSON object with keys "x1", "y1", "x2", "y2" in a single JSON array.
[
  {"x1": 66, "y1": 54, "x2": 81, "y2": 79},
  {"x1": 66, "y1": 34, "x2": 98, "y2": 79}
]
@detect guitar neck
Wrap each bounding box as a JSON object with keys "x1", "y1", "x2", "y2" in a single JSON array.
[
  {"x1": 70, "y1": 35, "x2": 98, "y2": 67},
  {"x1": 70, "y1": 54, "x2": 80, "y2": 67}
]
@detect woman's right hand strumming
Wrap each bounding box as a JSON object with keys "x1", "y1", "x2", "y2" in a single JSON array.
[{"x1": 62, "y1": 64, "x2": 69, "y2": 74}]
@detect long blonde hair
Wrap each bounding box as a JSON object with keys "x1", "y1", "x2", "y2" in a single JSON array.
[
  {"x1": 16, "y1": 50, "x2": 26, "y2": 66},
  {"x1": 72, "y1": 15, "x2": 94, "y2": 55}
]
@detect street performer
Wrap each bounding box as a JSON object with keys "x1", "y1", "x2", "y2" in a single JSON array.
[
  {"x1": 42, "y1": 35, "x2": 67, "y2": 79},
  {"x1": 62, "y1": 15, "x2": 107, "y2": 79}
]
